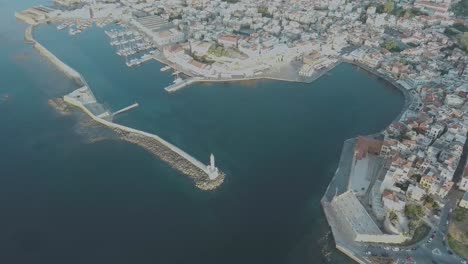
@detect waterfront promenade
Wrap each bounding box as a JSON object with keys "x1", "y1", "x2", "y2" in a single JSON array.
[{"x1": 164, "y1": 60, "x2": 341, "y2": 93}]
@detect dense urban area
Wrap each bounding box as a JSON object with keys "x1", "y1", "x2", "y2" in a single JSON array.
[{"x1": 14, "y1": 0, "x2": 468, "y2": 263}]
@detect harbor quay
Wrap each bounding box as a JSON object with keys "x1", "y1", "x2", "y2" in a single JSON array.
[{"x1": 164, "y1": 59, "x2": 342, "y2": 93}]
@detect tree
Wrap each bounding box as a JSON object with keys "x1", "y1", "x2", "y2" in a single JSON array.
[
  {"x1": 258, "y1": 6, "x2": 272, "y2": 18},
  {"x1": 453, "y1": 207, "x2": 468, "y2": 222},
  {"x1": 383, "y1": 40, "x2": 400, "y2": 52},
  {"x1": 410, "y1": 174, "x2": 422, "y2": 182},
  {"x1": 405, "y1": 204, "x2": 425, "y2": 220},
  {"x1": 451, "y1": 0, "x2": 468, "y2": 17},
  {"x1": 453, "y1": 23, "x2": 468, "y2": 32},
  {"x1": 409, "y1": 219, "x2": 419, "y2": 231},
  {"x1": 424, "y1": 195, "x2": 434, "y2": 205},
  {"x1": 384, "y1": 1, "x2": 395, "y2": 13},
  {"x1": 389, "y1": 210, "x2": 399, "y2": 225},
  {"x1": 459, "y1": 32, "x2": 468, "y2": 51},
  {"x1": 424, "y1": 195, "x2": 439, "y2": 210}
]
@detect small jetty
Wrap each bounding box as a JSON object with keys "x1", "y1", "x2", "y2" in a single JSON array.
[
  {"x1": 112, "y1": 102, "x2": 139, "y2": 117},
  {"x1": 165, "y1": 77, "x2": 200, "y2": 93},
  {"x1": 160, "y1": 65, "x2": 171, "y2": 72}
]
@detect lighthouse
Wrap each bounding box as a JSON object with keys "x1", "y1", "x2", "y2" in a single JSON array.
[{"x1": 207, "y1": 153, "x2": 219, "y2": 180}]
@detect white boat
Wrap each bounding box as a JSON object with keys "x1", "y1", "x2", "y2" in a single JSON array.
[
  {"x1": 161, "y1": 66, "x2": 171, "y2": 72},
  {"x1": 173, "y1": 77, "x2": 183, "y2": 84},
  {"x1": 172, "y1": 71, "x2": 180, "y2": 76},
  {"x1": 57, "y1": 22, "x2": 69, "y2": 30}
]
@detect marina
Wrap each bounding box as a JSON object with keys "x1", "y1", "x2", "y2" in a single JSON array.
[{"x1": 104, "y1": 28, "x2": 157, "y2": 68}]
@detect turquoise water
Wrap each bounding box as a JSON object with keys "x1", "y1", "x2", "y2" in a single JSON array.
[{"x1": 1, "y1": 1, "x2": 404, "y2": 263}]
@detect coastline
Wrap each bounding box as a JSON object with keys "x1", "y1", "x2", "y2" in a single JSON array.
[
  {"x1": 162, "y1": 59, "x2": 342, "y2": 93},
  {"x1": 25, "y1": 20, "x2": 411, "y2": 262},
  {"x1": 319, "y1": 62, "x2": 415, "y2": 263}
]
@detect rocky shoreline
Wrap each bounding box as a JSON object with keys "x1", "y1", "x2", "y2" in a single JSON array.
[
  {"x1": 114, "y1": 128, "x2": 225, "y2": 191},
  {"x1": 48, "y1": 98, "x2": 71, "y2": 115}
]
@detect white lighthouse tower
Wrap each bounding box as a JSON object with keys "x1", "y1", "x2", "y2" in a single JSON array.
[{"x1": 207, "y1": 153, "x2": 219, "y2": 180}]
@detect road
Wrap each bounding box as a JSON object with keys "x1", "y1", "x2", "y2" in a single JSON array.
[{"x1": 361, "y1": 190, "x2": 466, "y2": 264}]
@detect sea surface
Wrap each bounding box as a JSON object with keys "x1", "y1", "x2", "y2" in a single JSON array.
[{"x1": 1, "y1": 1, "x2": 404, "y2": 263}]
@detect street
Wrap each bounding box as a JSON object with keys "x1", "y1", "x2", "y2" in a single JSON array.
[{"x1": 362, "y1": 190, "x2": 467, "y2": 264}]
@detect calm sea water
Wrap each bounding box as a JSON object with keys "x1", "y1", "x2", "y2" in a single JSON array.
[{"x1": 1, "y1": 1, "x2": 404, "y2": 263}]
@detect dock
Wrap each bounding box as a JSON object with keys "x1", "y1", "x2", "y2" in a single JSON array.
[
  {"x1": 112, "y1": 102, "x2": 139, "y2": 117},
  {"x1": 164, "y1": 77, "x2": 200, "y2": 93}
]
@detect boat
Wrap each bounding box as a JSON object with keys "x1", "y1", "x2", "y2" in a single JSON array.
[
  {"x1": 161, "y1": 66, "x2": 171, "y2": 72},
  {"x1": 172, "y1": 71, "x2": 180, "y2": 76},
  {"x1": 173, "y1": 77, "x2": 183, "y2": 84},
  {"x1": 57, "y1": 22, "x2": 69, "y2": 30}
]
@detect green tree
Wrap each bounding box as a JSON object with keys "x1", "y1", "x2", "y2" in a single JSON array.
[
  {"x1": 384, "y1": 1, "x2": 395, "y2": 13},
  {"x1": 451, "y1": 0, "x2": 468, "y2": 17},
  {"x1": 383, "y1": 40, "x2": 400, "y2": 52},
  {"x1": 410, "y1": 174, "x2": 422, "y2": 182},
  {"x1": 424, "y1": 195, "x2": 434, "y2": 204},
  {"x1": 459, "y1": 32, "x2": 468, "y2": 51},
  {"x1": 389, "y1": 210, "x2": 398, "y2": 225},
  {"x1": 405, "y1": 204, "x2": 425, "y2": 220},
  {"x1": 454, "y1": 207, "x2": 468, "y2": 222},
  {"x1": 258, "y1": 6, "x2": 272, "y2": 18},
  {"x1": 408, "y1": 219, "x2": 420, "y2": 231}
]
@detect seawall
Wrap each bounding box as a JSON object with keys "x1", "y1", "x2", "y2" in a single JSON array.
[
  {"x1": 343, "y1": 60, "x2": 413, "y2": 126},
  {"x1": 29, "y1": 26, "x2": 83, "y2": 84}
]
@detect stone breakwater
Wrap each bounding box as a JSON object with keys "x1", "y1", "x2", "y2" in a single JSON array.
[
  {"x1": 48, "y1": 98, "x2": 72, "y2": 116},
  {"x1": 116, "y1": 129, "x2": 225, "y2": 191}
]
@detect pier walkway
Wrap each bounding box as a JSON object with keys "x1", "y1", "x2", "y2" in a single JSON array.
[
  {"x1": 164, "y1": 77, "x2": 201, "y2": 92},
  {"x1": 112, "y1": 102, "x2": 139, "y2": 117}
]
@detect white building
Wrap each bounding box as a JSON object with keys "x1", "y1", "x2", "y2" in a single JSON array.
[
  {"x1": 459, "y1": 192, "x2": 468, "y2": 209},
  {"x1": 382, "y1": 190, "x2": 406, "y2": 212},
  {"x1": 154, "y1": 29, "x2": 185, "y2": 46},
  {"x1": 407, "y1": 184, "x2": 426, "y2": 202},
  {"x1": 217, "y1": 34, "x2": 239, "y2": 48},
  {"x1": 460, "y1": 177, "x2": 468, "y2": 192}
]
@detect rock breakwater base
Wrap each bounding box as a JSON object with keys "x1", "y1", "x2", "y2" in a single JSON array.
[{"x1": 115, "y1": 129, "x2": 225, "y2": 191}]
